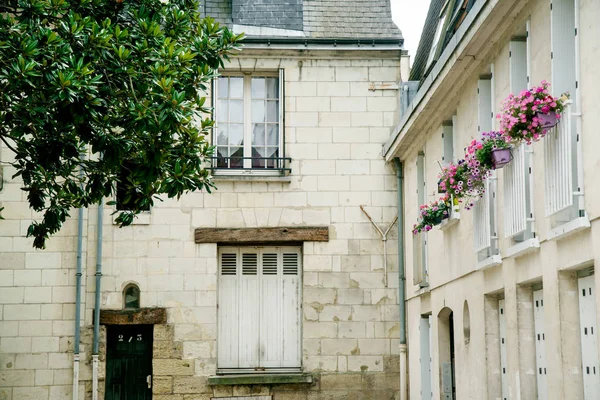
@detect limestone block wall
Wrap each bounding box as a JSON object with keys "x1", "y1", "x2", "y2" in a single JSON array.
[{"x1": 0, "y1": 50, "x2": 403, "y2": 400}]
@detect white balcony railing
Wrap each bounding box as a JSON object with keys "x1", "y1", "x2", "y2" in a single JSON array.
[
  {"x1": 545, "y1": 101, "x2": 577, "y2": 217},
  {"x1": 474, "y1": 181, "x2": 492, "y2": 253},
  {"x1": 504, "y1": 144, "x2": 527, "y2": 237}
]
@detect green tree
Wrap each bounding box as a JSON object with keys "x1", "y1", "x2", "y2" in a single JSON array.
[{"x1": 0, "y1": 0, "x2": 242, "y2": 248}]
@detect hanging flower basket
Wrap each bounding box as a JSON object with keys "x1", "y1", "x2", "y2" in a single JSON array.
[
  {"x1": 491, "y1": 147, "x2": 512, "y2": 169},
  {"x1": 536, "y1": 112, "x2": 559, "y2": 130}
]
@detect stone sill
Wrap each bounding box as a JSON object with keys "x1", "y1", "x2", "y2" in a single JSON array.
[
  {"x1": 439, "y1": 212, "x2": 460, "y2": 231},
  {"x1": 505, "y1": 238, "x2": 540, "y2": 259},
  {"x1": 212, "y1": 175, "x2": 292, "y2": 183},
  {"x1": 475, "y1": 254, "x2": 502, "y2": 271},
  {"x1": 208, "y1": 373, "x2": 313, "y2": 386},
  {"x1": 547, "y1": 216, "x2": 590, "y2": 241}
]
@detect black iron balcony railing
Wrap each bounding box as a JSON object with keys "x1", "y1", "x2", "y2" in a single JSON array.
[{"x1": 210, "y1": 156, "x2": 292, "y2": 175}]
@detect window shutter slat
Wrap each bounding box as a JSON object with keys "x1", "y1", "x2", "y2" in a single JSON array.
[
  {"x1": 262, "y1": 253, "x2": 278, "y2": 275},
  {"x1": 283, "y1": 253, "x2": 299, "y2": 275},
  {"x1": 221, "y1": 253, "x2": 237, "y2": 275},
  {"x1": 242, "y1": 253, "x2": 258, "y2": 275}
]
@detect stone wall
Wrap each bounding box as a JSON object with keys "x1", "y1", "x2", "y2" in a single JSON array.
[{"x1": 0, "y1": 50, "x2": 404, "y2": 399}]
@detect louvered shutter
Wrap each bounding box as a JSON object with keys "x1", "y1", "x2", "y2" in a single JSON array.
[
  {"x1": 478, "y1": 78, "x2": 493, "y2": 133},
  {"x1": 238, "y1": 251, "x2": 260, "y2": 368},
  {"x1": 260, "y1": 249, "x2": 283, "y2": 367},
  {"x1": 218, "y1": 251, "x2": 239, "y2": 368},
  {"x1": 281, "y1": 249, "x2": 301, "y2": 367},
  {"x1": 578, "y1": 274, "x2": 600, "y2": 398}
]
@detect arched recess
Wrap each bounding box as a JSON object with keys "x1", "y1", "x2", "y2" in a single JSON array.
[
  {"x1": 463, "y1": 300, "x2": 471, "y2": 345},
  {"x1": 438, "y1": 307, "x2": 456, "y2": 399},
  {"x1": 123, "y1": 283, "x2": 140, "y2": 309}
]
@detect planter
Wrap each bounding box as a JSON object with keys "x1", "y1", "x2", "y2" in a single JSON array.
[
  {"x1": 536, "y1": 112, "x2": 559, "y2": 130},
  {"x1": 491, "y1": 148, "x2": 512, "y2": 169}
]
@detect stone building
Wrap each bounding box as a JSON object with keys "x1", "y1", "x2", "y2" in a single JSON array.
[
  {"x1": 0, "y1": 1, "x2": 408, "y2": 400},
  {"x1": 384, "y1": 0, "x2": 600, "y2": 399}
]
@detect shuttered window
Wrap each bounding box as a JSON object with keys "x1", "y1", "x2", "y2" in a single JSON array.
[
  {"x1": 218, "y1": 246, "x2": 301, "y2": 371},
  {"x1": 414, "y1": 152, "x2": 428, "y2": 287}
]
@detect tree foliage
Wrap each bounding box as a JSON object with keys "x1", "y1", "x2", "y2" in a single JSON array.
[{"x1": 0, "y1": 0, "x2": 242, "y2": 248}]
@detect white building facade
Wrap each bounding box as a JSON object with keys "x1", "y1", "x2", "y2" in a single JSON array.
[
  {"x1": 0, "y1": 1, "x2": 409, "y2": 399},
  {"x1": 385, "y1": 0, "x2": 600, "y2": 399}
]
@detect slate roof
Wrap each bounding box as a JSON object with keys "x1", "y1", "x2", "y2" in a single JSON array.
[
  {"x1": 303, "y1": 0, "x2": 401, "y2": 39},
  {"x1": 202, "y1": 0, "x2": 402, "y2": 40},
  {"x1": 409, "y1": 0, "x2": 444, "y2": 81}
]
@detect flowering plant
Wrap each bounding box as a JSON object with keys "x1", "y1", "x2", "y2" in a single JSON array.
[
  {"x1": 413, "y1": 196, "x2": 452, "y2": 234},
  {"x1": 497, "y1": 81, "x2": 568, "y2": 144},
  {"x1": 471, "y1": 131, "x2": 511, "y2": 170}
]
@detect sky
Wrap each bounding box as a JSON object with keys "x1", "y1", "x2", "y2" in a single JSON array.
[{"x1": 391, "y1": 0, "x2": 432, "y2": 65}]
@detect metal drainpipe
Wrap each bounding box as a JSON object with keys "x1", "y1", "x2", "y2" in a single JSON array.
[
  {"x1": 72, "y1": 205, "x2": 84, "y2": 400},
  {"x1": 72, "y1": 155, "x2": 85, "y2": 400},
  {"x1": 92, "y1": 199, "x2": 104, "y2": 400},
  {"x1": 394, "y1": 158, "x2": 407, "y2": 400}
]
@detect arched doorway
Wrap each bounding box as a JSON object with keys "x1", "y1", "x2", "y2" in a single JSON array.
[{"x1": 438, "y1": 307, "x2": 456, "y2": 400}]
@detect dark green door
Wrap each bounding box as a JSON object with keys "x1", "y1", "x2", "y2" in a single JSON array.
[{"x1": 106, "y1": 325, "x2": 153, "y2": 400}]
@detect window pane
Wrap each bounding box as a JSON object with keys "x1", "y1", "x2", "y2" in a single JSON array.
[
  {"x1": 267, "y1": 100, "x2": 278, "y2": 123},
  {"x1": 124, "y1": 286, "x2": 140, "y2": 309},
  {"x1": 230, "y1": 147, "x2": 243, "y2": 168},
  {"x1": 229, "y1": 100, "x2": 243, "y2": 123},
  {"x1": 252, "y1": 124, "x2": 265, "y2": 146},
  {"x1": 218, "y1": 77, "x2": 229, "y2": 99},
  {"x1": 217, "y1": 124, "x2": 228, "y2": 145},
  {"x1": 216, "y1": 146, "x2": 229, "y2": 167},
  {"x1": 229, "y1": 124, "x2": 244, "y2": 146},
  {"x1": 229, "y1": 77, "x2": 243, "y2": 98},
  {"x1": 216, "y1": 100, "x2": 228, "y2": 122},
  {"x1": 251, "y1": 77, "x2": 265, "y2": 98},
  {"x1": 267, "y1": 124, "x2": 279, "y2": 146},
  {"x1": 266, "y1": 78, "x2": 278, "y2": 99},
  {"x1": 252, "y1": 100, "x2": 265, "y2": 123}
]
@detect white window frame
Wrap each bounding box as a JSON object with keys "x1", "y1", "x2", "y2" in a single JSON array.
[
  {"x1": 212, "y1": 69, "x2": 286, "y2": 175},
  {"x1": 217, "y1": 246, "x2": 302, "y2": 373}
]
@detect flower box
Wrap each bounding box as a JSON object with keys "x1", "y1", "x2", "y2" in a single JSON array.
[
  {"x1": 536, "y1": 112, "x2": 559, "y2": 130},
  {"x1": 491, "y1": 148, "x2": 512, "y2": 169}
]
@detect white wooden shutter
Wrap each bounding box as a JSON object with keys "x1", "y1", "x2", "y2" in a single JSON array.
[
  {"x1": 239, "y1": 251, "x2": 260, "y2": 368},
  {"x1": 474, "y1": 181, "x2": 492, "y2": 253},
  {"x1": 478, "y1": 78, "x2": 493, "y2": 133},
  {"x1": 510, "y1": 40, "x2": 528, "y2": 94},
  {"x1": 420, "y1": 316, "x2": 433, "y2": 400},
  {"x1": 499, "y1": 300, "x2": 508, "y2": 400},
  {"x1": 219, "y1": 246, "x2": 301, "y2": 371},
  {"x1": 533, "y1": 289, "x2": 548, "y2": 400},
  {"x1": 260, "y1": 249, "x2": 282, "y2": 368},
  {"x1": 442, "y1": 123, "x2": 454, "y2": 165},
  {"x1": 551, "y1": 0, "x2": 577, "y2": 100},
  {"x1": 578, "y1": 274, "x2": 600, "y2": 399},
  {"x1": 504, "y1": 144, "x2": 528, "y2": 238},
  {"x1": 218, "y1": 251, "x2": 240, "y2": 368},
  {"x1": 281, "y1": 249, "x2": 301, "y2": 367}
]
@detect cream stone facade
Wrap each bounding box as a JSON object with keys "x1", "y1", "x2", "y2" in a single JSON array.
[
  {"x1": 385, "y1": 0, "x2": 600, "y2": 399},
  {"x1": 0, "y1": 40, "x2": 408, "y2": 400}
]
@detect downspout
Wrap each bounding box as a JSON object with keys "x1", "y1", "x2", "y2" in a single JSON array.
[
  {"x1": 72, "y1": 156, "x2": 85, "y2": 400},
  {"x1": 394, "y1": 158, "x2": 407, "y2": 400},
  {"x1": 92, "y1": 199, "x2": 104, "y2": 400}
]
